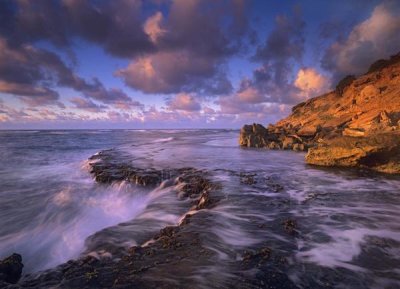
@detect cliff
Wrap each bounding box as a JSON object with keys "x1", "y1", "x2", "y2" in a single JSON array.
[{"x1": 239, "y1": 52, "x2": 400, "y2": 174}]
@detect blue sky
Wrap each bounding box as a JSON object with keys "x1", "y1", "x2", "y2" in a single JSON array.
[{"x1": 0, "y1": 0, "x2": 398, "y2": 129}]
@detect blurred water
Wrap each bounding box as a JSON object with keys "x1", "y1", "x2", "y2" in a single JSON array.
[{"x1": 0, "y1": 129, "x2": 400, "y2": 288}]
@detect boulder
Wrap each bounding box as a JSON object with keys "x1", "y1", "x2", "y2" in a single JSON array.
[
  {"x1": 297, "y1": 125, "x2": 318, "y2": 137},
  {"x1": 342, "y1": 128, "x2": 365, "y2": 137},
  {"x1": 252, "y1": 123, "x2": 268, "y2": 135},
  {"x1": 0, "y1": 253, "x2": 23, "y2": 284},
  {"x1": 239, "y1": 123, "x2": 268, "y2": 148}
]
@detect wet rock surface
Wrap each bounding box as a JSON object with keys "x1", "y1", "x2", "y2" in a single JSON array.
[
  {"x1": 3, "y1": 143, "x2": 400, "y2": 288},
  {"x1": 0, "y1": 254, "x2": 23, "y2": 285},
  {"x1": 239, "y1": 52, "x2": 400, "y2": 174},
  {"x1": 3, "y1": 150, "x2": 302, "y2": 289}
]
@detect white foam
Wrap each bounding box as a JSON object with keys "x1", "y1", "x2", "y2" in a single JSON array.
[
  {"x1": 297, "y1": 227, "x2": 400, "y2": 270},
  {"x1": 152, "y1": 137, "x2": 174, "y2": 143}
]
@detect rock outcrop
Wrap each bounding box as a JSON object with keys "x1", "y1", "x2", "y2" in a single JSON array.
[
  {"x1": 239, "y1": 52, "x2": 400, "y2": 174},
  {"x1": 306, "y1": 133, "x2": 400, "y2": 174}
]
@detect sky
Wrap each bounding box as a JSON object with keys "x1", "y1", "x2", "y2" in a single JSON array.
[{"x1": 0, "y1": 0, "x2": 399, "y2": 129}]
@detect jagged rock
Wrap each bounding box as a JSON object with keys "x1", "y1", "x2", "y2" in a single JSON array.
[
  {"x1": 0, "y1": 253, "x2": 23, "y2": 284},
  {"x1": 252, "y1": 123, "x2": 268, "y2": 134},
  {"x1": 239, "y1": 123, "x2": 269, "y2": 148}
]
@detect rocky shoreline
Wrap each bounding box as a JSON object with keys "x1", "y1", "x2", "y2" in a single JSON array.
[
  {"x1": 239, "y1": 52, "x2": 400, "y2": 174},
  {"x1": 0, "y1": 149, "x2": 299, "y2": 289}
]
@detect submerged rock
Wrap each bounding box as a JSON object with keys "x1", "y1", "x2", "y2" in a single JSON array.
[{"x1": 283, "y1": 219, "x2": 297, "y2": 235}]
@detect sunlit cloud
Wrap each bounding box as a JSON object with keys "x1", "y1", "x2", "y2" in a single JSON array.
[
  {"x1": 294, "y1": 68, "x2": 330, "y2": 100},
  {"x1": 167, "y1": 93, "x2": 201, "y2": 112}
]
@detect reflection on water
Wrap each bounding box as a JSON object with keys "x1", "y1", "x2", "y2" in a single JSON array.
[{"x1": 0, "y1": 129, "x2": 400, "y2": 288}]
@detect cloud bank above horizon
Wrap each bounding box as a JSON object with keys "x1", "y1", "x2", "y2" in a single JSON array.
[{"x1": 0, "y1": 0, "x2": 399, "y2": 129}]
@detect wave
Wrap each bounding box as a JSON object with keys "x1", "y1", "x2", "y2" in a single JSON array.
[{"x1": 152, "y1": 137, "x2": 174, "y2": 143}]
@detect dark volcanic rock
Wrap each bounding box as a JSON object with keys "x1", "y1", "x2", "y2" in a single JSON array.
[
  {"x1": 0, "y1": 253, "x2": 23, "y2": 284},
  {"x1": 283, "y1": 219, "x2": 297, "y2": 235}
]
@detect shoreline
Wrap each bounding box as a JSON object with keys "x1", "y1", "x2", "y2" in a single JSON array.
[{"x1": 239, "y1": 52, "x2": 400, "y2": 175}]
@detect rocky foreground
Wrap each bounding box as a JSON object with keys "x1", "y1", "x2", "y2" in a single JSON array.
[
  {"x1": 0, "y1": 149, "x2": 298, "y2": 289},
  {"x1": 240, "y1": 52, "x2": 400, "y2": 174}
]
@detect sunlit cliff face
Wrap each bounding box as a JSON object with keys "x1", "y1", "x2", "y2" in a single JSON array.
[{"x1": 0, "y1": 0, "x2": 399, "y2": 129}]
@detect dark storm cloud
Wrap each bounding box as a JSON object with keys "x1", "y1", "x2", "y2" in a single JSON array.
[
  {"x1": 0, "y1": 0, "x2": 153, "y2": 57},
  {"x1": 62, "y1": 0, "x2": 154, "y2": 57},
  {"x1": 156, "y1": 0, "x2": 248, "y2": 57},
  {"x1": 1, "y1": 0, "x2": 249, "y2": 59}
]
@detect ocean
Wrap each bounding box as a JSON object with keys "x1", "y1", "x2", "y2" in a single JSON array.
[{"x1": 1, "y1": 129, "x2": 400, "y2": 288}]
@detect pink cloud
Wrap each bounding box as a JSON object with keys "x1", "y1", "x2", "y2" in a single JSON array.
[
  {"x1": 294, "y1": 68, "x2": 330, "y2": 100},
  {"x1": 167, "y1": 93, "x2": 201, "y2": 112}
]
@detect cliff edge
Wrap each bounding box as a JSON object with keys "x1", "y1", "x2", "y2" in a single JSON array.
[{"x1": 239, "y1": 52, "x2": 400, "y2": 174}]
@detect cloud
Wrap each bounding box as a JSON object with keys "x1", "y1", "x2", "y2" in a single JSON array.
[
  {"x1": 237, "y1": 82, "x2": 267, "y2": 104},
  {"x1": 321, "y1": 2, "x2": 400, "y2": 80},
  {"x1": 0, "y1": 99, "x2": 30, "y2": 122},
  {"x1": 70, "y1": 97, "x2": 108, "y2": 112},
  {"x1": 144, "y1": 11, "x2": 165, "y2": 44},
  {"x1": 217, "y1": 93, "x2": 290, "y2": 125},
  {"x1": 294, "y1": 68, "x2": 330, "y2": 99},
  {"x1": 167, "y1": 93, "x2": 201, "y2": 112},
  {"x1": 254, "y1": 11, "x2": 305, "y2": 64},
  {"x1": 0, "y1": 0, "x2": 251, "y2": 105},
  {"x1": 0, "y1": 0, "x2": 154, "y2": 57},
  {"x1": 236, "y1": 8, "x2": 306, "y2": 105},
  {"x1": 116, "y1": 50, "x2": 232, "y2": 95},
  {"x1": 0, "y1": 38, "x2": 64, "y2": 106},
  {"x1": 78, "y1": 78, "x2": 144, "y2": 110},
  {"x1": 0, "y1": 36, "x2": 143, "y2": 110},
  {"x1": 116, "y1": 0, "x2": 251, "y2": 95}
]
